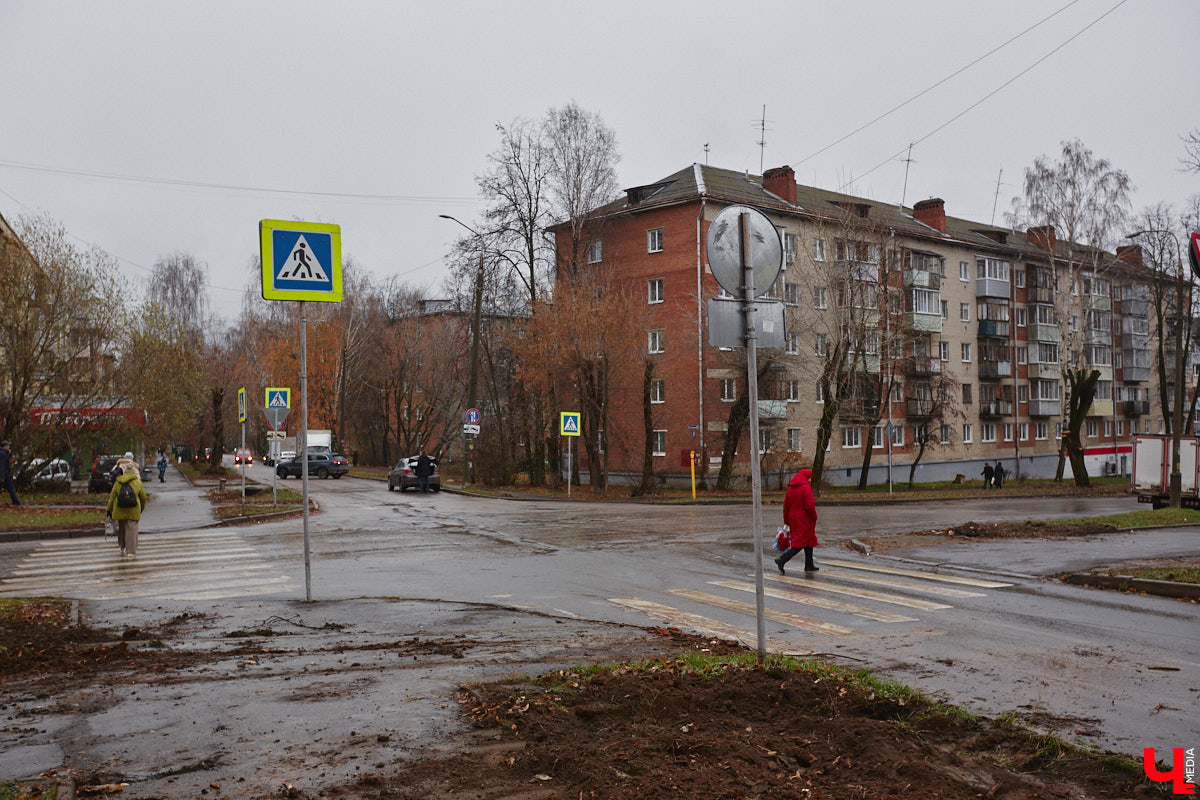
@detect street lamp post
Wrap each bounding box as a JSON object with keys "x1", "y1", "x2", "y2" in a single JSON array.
[
  {"x1": 1128, "y1": 229, "x2": 1188, "y2": 508},
  {"x1": 440, "y1": 214, "x2": 486, "y2": 489}
]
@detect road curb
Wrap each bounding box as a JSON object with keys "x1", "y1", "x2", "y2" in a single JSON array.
[{"x1": 1062, "y1": 573, "x2": 1200, "y2": 599}]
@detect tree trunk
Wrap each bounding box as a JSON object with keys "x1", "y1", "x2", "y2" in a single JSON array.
[
  {"x1": 714, "y1": 395, "x2": 749, "y2": 492},
  {"x1": 1064, "y1": 367, "x2": 1100, "y2": 487},
  {"x1": 635, "y1": 360, "x2": 656, "y2": 496},
  {"x1": 207, "y1": 387, "x2": 225, "y2": 475},
  {"x1": 907, "y1": 437, "x2": 928, "y2": 489},
  {"x1": 857, "y1": 425, "x2": 877, "y2": 489}
]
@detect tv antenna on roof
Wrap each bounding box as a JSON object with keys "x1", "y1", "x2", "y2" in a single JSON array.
[
  {"x1": 991, "y1": 167, "x2": 1007, "y2": 226},
  {"x1": 704, "y1": 143, "x2": 710, "y2": 165},
  {"x1": 753, "y1": 105, "x2": 774, "y2": 174},
  {"x1": 899, "y1": 143, "x2": 917, "y2": 207}
]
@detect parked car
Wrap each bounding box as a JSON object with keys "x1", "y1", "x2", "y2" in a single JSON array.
[
  {"x1": 234, "y1": 448, "x2": 253, "y2": 465},
  {"x1": 388, "y1": 456, "x2": 440, "y2": 492},
  {"x1": 30, "y1": 458, "x2": 72, "y2": 489},
  {"x1": 275, "y1": 453, "x2": 349, "y2": 480},
  {"x1": 88, "y1": 455, "x2": 123, "y2": 494},
  {"x1": 279, "y1": 450, "x2": 296, "y2": 463}
]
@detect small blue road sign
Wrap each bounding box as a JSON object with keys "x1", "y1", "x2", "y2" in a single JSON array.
[
  {"x1": 465, "y1": 408, "x2": 481, "y2": 425},
  {"x1": 260, "y1": 220, "x2": 343, "y2": 302},
  {"x1": 265, "y1": 387, "x2": 292, "y2": 409},
  {"x1": 560, "y1": 412, "x2": 581, "y2": 437}
]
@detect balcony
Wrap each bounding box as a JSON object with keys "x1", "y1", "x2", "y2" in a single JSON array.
[
  {"x1": 904, "y1": 311, "x2": 943, "y2": 333},
  {"x1": 1120, "y1": 333, "x2": 1149, "y2": 350},
  {"x1": 979, "y1": 400, "x2": 1013, "y2": 418},
  {"x1": 1123, "y1": 400, "x2": 1149, "y2": 417},
  {"x1": 1028, "y1": 322, "x2": 1060, "y2": 342},
  {"x1": 1087, "y1": 400, "x2": 1114, "y2": 417},
  {"x1": 1027, "y1": 286, "x2": 1054, "y2": 304},
  {"x1": 903, "y1": 269, "x2": 941, "y2": 290},
  {"x1": 1084, "y1": 328, "x2": 1111, "y2": 345},
  {"x1": 976, "y1": 278, "x2": 1010, "y2": 299},
  {"x1": 1082, "y1": 294, "x2": 1112, "y2": 312},
  {"x1": 905, "y1": 398, "x2": 936, "y2": 419},
  {"x1": 837, "y1": 260, "x2": 878, "y2": 283},
  {"x1": 1028, "y1": 399, "x2": 1061, "y2": 417},
  {"x1": 1027, "y1": 362, "x2": 1059, "y2": 380},
  {"x1": 1122, "y1": 365, "x2": 1151, "y2": 383},
  {"x1": 838, "y1": 398, "x2": 879, "y2": 422},
  {"x1": 904, "y1": 356, "x2": 942, "y2": 377},
  {"x1": 979, "y1": 360, "x2": 1012, "y2": 379},
  {"x1": 1121, "y1": 298, "x2": 1149, "y2": 317},
  {"x1": 757, "y1": 400, "x2": 788, "y2": 420},
  {"x1": 977, "y1": 320, "x2": 1010, "y2": 338}
]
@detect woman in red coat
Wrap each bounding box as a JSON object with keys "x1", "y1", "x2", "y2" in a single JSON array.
[{"x1": 775, "y1": 468, "x2": 819, "y2": 574}]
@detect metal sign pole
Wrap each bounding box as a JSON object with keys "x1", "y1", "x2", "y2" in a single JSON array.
[
  {"x1": 567, "y1": 436, "x2": 572, "y2": 498},
  {"x1": 241, "y1": 420, "x2": 247, "y2": 503},
  {"x1": 741, "y1": 212, "x2": 767, "y2": 666},
  {"x1": 300, "y1": 301, "x2": 312, "y2": 602}
]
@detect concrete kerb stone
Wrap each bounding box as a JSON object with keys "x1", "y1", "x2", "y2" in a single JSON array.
[{"x1": 1063, "y1": 572, "x2": 1200, "y2": 600}]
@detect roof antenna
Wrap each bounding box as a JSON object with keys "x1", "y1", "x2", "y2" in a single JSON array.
[
  {"x1": 704, "y1": 143, "x2": 710, "y2": 165},
  {"x1": 899, "y1": 143, "x2": 916, "y2": 208},
  {"x1": 990, "y1": 166, "x2": 1006, "y2": 226},
  {"x1": 753, "y1": 105, "x2": 773, "y2": 174}
]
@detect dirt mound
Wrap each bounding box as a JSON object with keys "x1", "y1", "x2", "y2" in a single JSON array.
[
  {"x1": 316, "y1": 655, "x2": 1156, "y2": 800},
  {"x1": 859, "y1": 519, "x2": 1119, "y2": 552}
]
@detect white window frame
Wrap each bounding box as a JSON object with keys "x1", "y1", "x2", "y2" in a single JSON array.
[
  {"x1": 650, "y1": 378, "x2": 665, "y2": 404},
  {"x1": 813, "y1": 237, "x2": 827, "y2": 262},
  {"x1": 787, "y1": 380, "x2": 801, "y2": 402},
  {"x1": 959, "y1": 261, "x2": 970, "y2": 281},
  {"x1": 961, "y1": 342, "x2": 971, "y2": 363},
  {"x1": 647, "y1": 278, "x2": 663, "y2": 304},
  {"x1": 1035, "y1": 422, "x2": 1048, "y2": 440},
  {"x1": 982, "y1": 423, "x2": 996, "y2": 443},
  {"x1": 1018, "y1": 422, "x2": 1028, "y2": 441},
  {"x1": 647, "y1": 228, "x2": 663, "y2": 253},
  {"x1": 720, "y1": 378, "x2": 736, "y2": 402},
  {"x1": 939, "y1": 341, "x2": 949, "y2": 361},
  {"x1": 651, "y1": 430, "x2": 666, "y2": 457},
  {"x1": 587, "y1": 240, "x2": 602, "y2": 264},
  {"x1": 812, "y1": 286, "x2": 828, "y2": 309},
  {"x1": 841, "y1": 426, "x2": 861, "y2": 449},
  {"x1": 962, "y1": 424, "x2": 973, "y2": 444},
  {"x1": 872, "y1": 426, "x2": 885, "y2": 449},
  {"x1": 648, "y1": 329, "x2": 664, "y2": 354},
  {"x1": 1003, "y1": 423, "x2": 1013, "y2": 442},
  {"x1": 939, "y1": 425, "x2": 950, "y2": 444},
  {"x1": 960, "y1": 302, "x2": 970, "y2": 322},
  {"x1": 787, "y1": 428, "x2": 802, "y2": 452}
]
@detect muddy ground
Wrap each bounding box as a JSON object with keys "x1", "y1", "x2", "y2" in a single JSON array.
[
  {"x1": 1, "y1": 601, "x2": 1171, "y2": 799},
  {"x1": 855, "y1": 519, "x2": 1122, "y2": 553}
]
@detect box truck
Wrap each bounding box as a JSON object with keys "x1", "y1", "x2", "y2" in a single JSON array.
[{"x1": 1132, "y1": 435, "x2": 1200, "y2": 508}]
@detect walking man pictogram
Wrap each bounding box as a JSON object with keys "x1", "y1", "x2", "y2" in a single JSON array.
[{"x1": 292, "y1": 241, "x2": 313, "y2": 278}]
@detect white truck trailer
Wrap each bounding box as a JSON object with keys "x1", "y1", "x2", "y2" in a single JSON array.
[{"x1": 1132, "y1": 434, "x2": 1200, "y2": 508}]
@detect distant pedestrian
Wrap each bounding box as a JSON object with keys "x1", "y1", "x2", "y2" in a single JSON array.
[
  {"x1": 981, "y1": 462, "x2": 994, "y2": 488},
  {"x1": 352, "y1": 449, "x2": 359, "y2": 467},
  {"x1": 157, "y1": 453, "x2": 168, "y2": 483},
  {"x1": 993, "y1": 461, "x2": 1006, "y2": 489},
  {"x1": 106, "y1": 459, "x2": 148, "y2": 557},
  {"x1": 415, "y1": 450, "x2": 433, "y2": 493},
  {"x1": 775, "y1": 468, "x2": 819, "y2": 574},
  {"x1": 0, "y1": 440, "x2": 20, "y2": 506}
]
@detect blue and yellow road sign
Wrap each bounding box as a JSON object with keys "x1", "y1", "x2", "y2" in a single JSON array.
[
  {"x1": 560, "y1": 412, "x2": 581, "y2": 437},
  {"x1": 265, "y1": 387, "x2": 292, "y2": 409},
  {"x1": 260, "y1": 219, "x2": 343, "y2": 302}
]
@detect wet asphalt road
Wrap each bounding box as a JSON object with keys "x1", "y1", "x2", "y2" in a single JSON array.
[{"x1": 1, "y1": 468, "x2": 1196, "y2": 794}]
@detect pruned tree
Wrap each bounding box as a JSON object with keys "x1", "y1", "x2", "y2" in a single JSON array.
[
  {"x1": 1009, "y1": 139, "x2": 1131, "y2": 486},
  {"x1": 906, "y1": 366, "x2": 962, "y2": 489},
  {"x1": 1181, "y1": 128, "x2": 1200, "y2": 174}
]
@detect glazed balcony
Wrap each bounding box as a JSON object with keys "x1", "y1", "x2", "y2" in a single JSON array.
[
  {"x1": 1027, "y1": 286, "x2": 1054, "y2": 304},
  {"x1": 1084, "y1": 328, "x2": 1111, "y2": 346},
  {"x1": 1121, "y1": 298, "x2": 1149, "y2": 317},
  {"x1": 1027, "y1": 362, "x2": 1060, "y2": 380},
  {"x1": 904, "y1": 311, "x2": 942, "y2": 333},
  {"x1": 977, "y1": 320, "x2": 1010, "y2": 338},
  {"x1": 903, "y1": 269, "x2": 941, "y2": 290},
  {"x1": 1122, "y1": 366, "x2": 1151, "y2": 383},
  {"x1": 1123, "y1": 400, "x2": 1149, "y2": 417},
  {"x1": 1086, "y1": 400, "x2": 1114, "y2": 417},
  {"x1": 1028, "y1": 322, "x2": 1060, "y2": 342},
  {"x1": 1028, "y1": 399, "x2": 1061, "y2": 417},
  {"x1": 757, "y1": 400, "x2": 788, "y2": 420},
  {"x1": 1083, "y1": 294, "x2": 1112, "y2": 312},
  {"x1": 976, "y1": 278, "x2": 1010, "y2": 300}
]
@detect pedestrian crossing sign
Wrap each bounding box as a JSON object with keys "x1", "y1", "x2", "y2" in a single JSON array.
[
  {"x1": 265, "y1": 387, "x2": 291, "y2": 409},
  {"x1": 560, "y1": 411, "x2": 581, "y2": 437},
  {"x1": 260, "y1": 219, "x2": 343, "y2": 302}
]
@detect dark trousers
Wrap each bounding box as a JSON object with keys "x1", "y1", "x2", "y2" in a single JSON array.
[
  {"x1": 777, "y1": 546, "x2": 816, "y2": 569},
  {"x1": 418, "y1": 475, "x2": 429, "y2": 493},
  {"x1": 2, "y1": 476, "x2": 18, "y2": 505}
]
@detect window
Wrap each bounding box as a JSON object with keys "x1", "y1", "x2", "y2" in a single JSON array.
[
  {"x1": 982, "y1": 423, "x2": 996, "y2": 443},
  {"x1": 941, "y1": 300, "x2": 949, "y2": 319},
  {"x1": 813, "y1": 237, "x2": 827, "y2": 261},
  {"x1": 1018, "y1": 384, "x2": 1029, "y2": 403},
  {"x1": 814, "y1": 333, "x2": 828, "y2": 356},
  {"x1": 788, "y1": 428, "x2": 802, "y2": 451},
  {"x1": 960, "y1": 261, "x2": 970, "y2": 281},
  {"x1": 787, "y1": 380, "x2": 801, "y2": 402},
  {"x1": 911, "y1": 288, "x2": 939, "y2": 315},
  {"x1": 960, "y1": 302, "x2": 970, "y2": 322},
  {"x1": 1116, "y1": 420, "x2": 1124, "y2": 437},
  {"x1": 1015, "y1": 270, "x2": 1026, "y2": 288},
  {"x1": 1158, "y1": 418, "x2": 1165, "y2": 434},
  {"x1": 939, "y1": 341, "x2": 949, "y2": 361},
  {"x1": 1056, "y1": 422, "x2": 1065, "y2": 439},
  {"x1": 1071, "y1": 314, "x2": 1079, "y2": 332},
  {"x1": 1018, "y1": 422, "x2": 1028, "y2": 441},
  {"x1": 1086, "y1": 419, "x2": 1099, "y2": 439},
  {"x1": 647, "y1": 278, "x2": 663, "y2": 304},
  {"x1": 786, "y1": 332, "x2": 800, "y2": 355},
  {"x1": 962, "y1": 384, "x2": 972, "y2": 404},
  {"x1": 784, "y1": 233, "x2": 797, "y2": 264},
  {"x1": 1104, "y1": 420, "x2": 1112, "y2": 437},
  {"x1": 648, "y1": 329, "x2": 664, "y2": 353},
  {"x1": 587, "y1": 240, "x2": 602, "y2": 264},
  {"x1": 1016, "y1": 308, "x2": 1027, "y2": 327},
  {"x1": 939, "y1": 425, "x2": 950, "y2": 444},
  {"x1": 812, "y1": 286, "x2": 828, "y2": 309},
  {"x1": 720, "y1": 378, "x2": 736, "y2": 402},
  {"x1": 784, "y1": 282, "x2": 800, "y2": 306},
  {"x1": 647, "y1": 228, "x2": 663, "y2": 253},
  {"x1": 962, "y1": 424, "x2": 973, "y2": 443},
  {"x1": 976, "y1": 257, "x2": 1011, "y2": 281},
  {"x1": 816, "y1": 383, "x2": 825, "y2": 403},
  {"x1": 841, "y1": 426, "x2": 862, "y2": 449},
  {"x1": 961, "y1": 343, "x2": 971, "y2": 362},
  {"x1": 1017, "y1": 346, "x2": 1027, "y2": 365},
  {"x1": 652, "y1": 430, "x2": 666, "y2": 456},
  {"x1": 872, "y1": 427, "x2": 885, "y2": 449},
  {"x1": 650, "y1": 379, "x2": 664, "y2": 404},
  {"x1": 890, "y1": 425, "x2": 904, "y2": 446},
  {"x1": 758, "y1": 429, "x2": 772, "y2": 454},
  {"x1": 1003, "y1": 423, "x2": 1013, "y2": 442},
  {"x1": 1036, "y1": 422, "x2": 1048, "y2": 440}
]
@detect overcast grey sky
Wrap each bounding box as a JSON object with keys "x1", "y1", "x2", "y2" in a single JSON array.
[{"x1": 1, "y1": 1, "x2": 1196, "y2": 317}]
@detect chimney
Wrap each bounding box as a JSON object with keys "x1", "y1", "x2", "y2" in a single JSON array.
[
  {"x1": 1027, "y1": 225, "x2": 1057, "y2": 252},
  {"x1": 912, "y1": 198, "x2": 946, "y2": 233},
  {"x1": 1116, "y1": 244, "x2": 1143, "y2": 267},
  {"x1": 762, "y1": 165, "x2": 797, "y2": 205}
]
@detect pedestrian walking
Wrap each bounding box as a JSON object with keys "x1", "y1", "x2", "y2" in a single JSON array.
[
  {"x1": 993, "y1": 460, "x2": 1006, "y2": 489},
  {"x1": 415, "y1": 450, "x2": 433, "y2": 493},
  {"x1": 106, "y1": 459, "x2": 147, "y2": 557},
  {"x1": 981, "y1": 462, "x2": 994, "y2": 488},
  {"x1": 0, "y1": 440, "x2": 20, "y2": 506},
  {"x1": 157, "y1": 453, "x2": 168, "y2": 483},
  {"x1": 775, "y1": 468, "x2": 819, "y2": 574}
]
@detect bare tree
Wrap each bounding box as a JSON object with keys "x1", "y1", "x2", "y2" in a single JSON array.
[
  {"x1": 148, "y1": 252, "x2": 210, "y2": 335},
  {"x1": 1009, "y1": 139, "x2": 1132, "y2": 486},
  {"x1": 1181, "y1": 128, "x2": 1200, "y2": 174}
]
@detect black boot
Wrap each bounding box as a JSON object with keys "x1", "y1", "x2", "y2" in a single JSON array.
[
  {"x1": 804, "y1": 546, "x2": 819, "y2": 572},
  {"x1": 774, "y1": 557, "x2": 785, "y2": 575}
]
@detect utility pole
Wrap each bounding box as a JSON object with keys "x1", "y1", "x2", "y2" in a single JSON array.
[{"x1": 440, "y1": 214, "x2": 488, "y2": 488}]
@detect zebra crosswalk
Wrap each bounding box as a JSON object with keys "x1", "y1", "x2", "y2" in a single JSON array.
[
  {"x1": 0, "y1": 531, "x2": 294, "y2": 601},
  {"x1": 611, "y1": 557, "x2": 1012, "y2": 652}
]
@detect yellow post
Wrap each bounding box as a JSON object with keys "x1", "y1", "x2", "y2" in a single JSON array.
[{"x1": 689, "y1": 450, "x2": 696, "y2": 499}]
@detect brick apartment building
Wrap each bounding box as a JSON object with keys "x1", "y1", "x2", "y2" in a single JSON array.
[{"x1": 552, "y1": 163, "x2": 1177, "y2": 487}]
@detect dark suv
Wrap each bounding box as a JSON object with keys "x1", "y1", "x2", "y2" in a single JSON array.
[
  {"x1": 88, "y1": 455, "x2": 122, "y2": 494},
  {"x1": 275, "y1": 453, "x2": 349, "y2": 480}
]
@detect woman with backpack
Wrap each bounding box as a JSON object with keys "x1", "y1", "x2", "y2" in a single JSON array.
[{"x1": 107, "y1": 458, "x2": 147, "y2": 556}]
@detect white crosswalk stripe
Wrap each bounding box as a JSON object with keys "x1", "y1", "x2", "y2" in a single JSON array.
[
  {"x1": 0, "y1": 532, "x2": 294, "y2": 600},
  {"x1": 609, "y1": 598, "x2": 812, "y2": 655},
  {"x1": 610, "y1": 557, "x2": 1014, "y2": 644}
]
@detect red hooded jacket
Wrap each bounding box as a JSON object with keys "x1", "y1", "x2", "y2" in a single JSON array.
[{"x1": 782, "y1": 469, "x2": 818, "y2": 549}]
